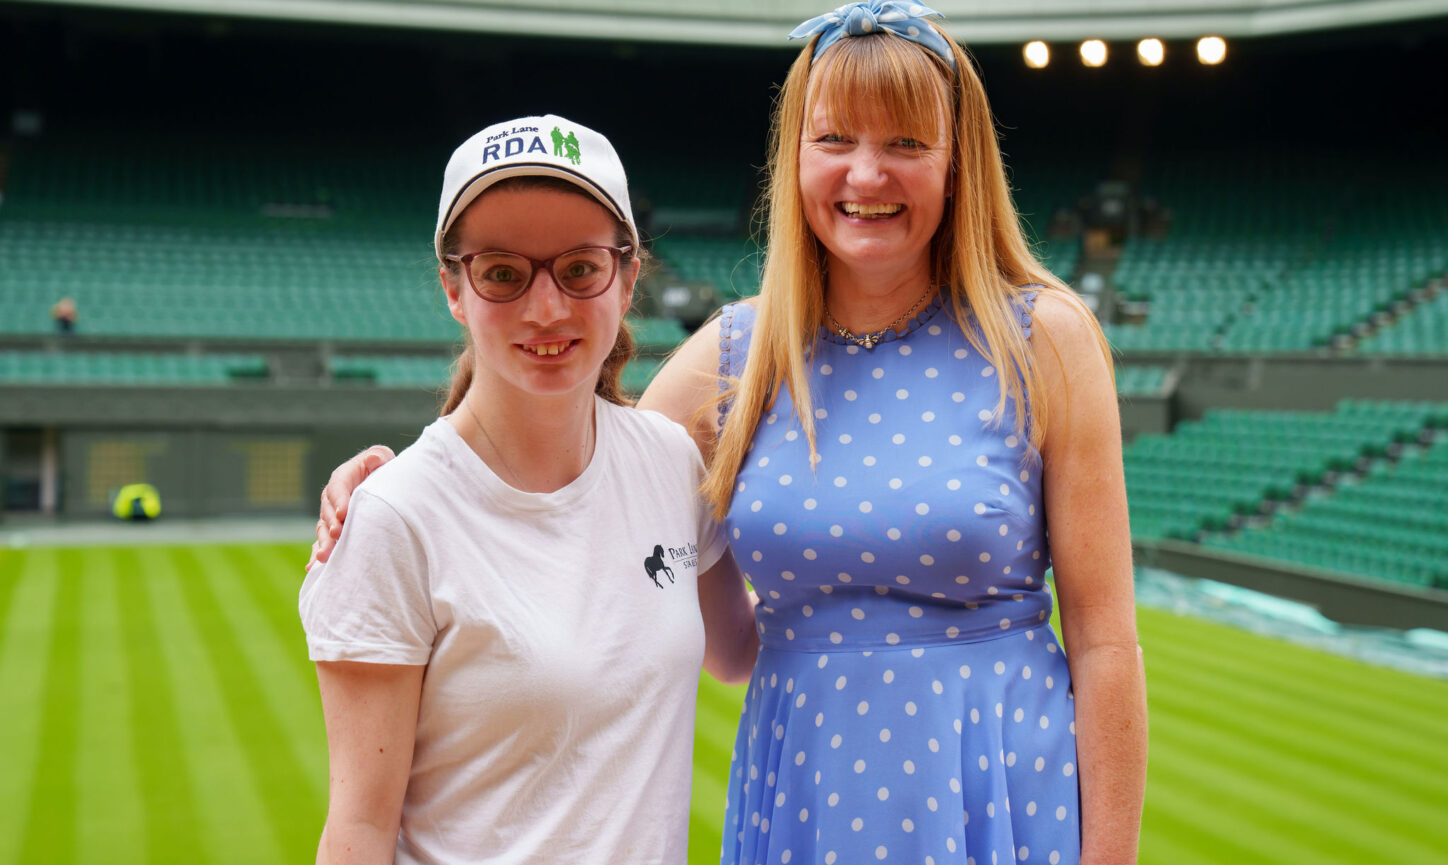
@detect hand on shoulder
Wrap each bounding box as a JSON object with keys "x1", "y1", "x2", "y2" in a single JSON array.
[{"x1": 309, "y1": 444, "x2": 398, "y2": 570}]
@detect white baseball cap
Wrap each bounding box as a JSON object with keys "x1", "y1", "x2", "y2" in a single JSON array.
[{"x1": 434, "y1": 114, "x2": 639, "y2": 260}]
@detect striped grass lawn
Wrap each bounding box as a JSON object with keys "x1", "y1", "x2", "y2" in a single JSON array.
[{"x1": 1, "y1": 543, "x2": 1446, "y2": 864}]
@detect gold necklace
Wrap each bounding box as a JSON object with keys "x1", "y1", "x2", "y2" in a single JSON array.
[
  {"x1": 463, "y1": 394, "x2": 523, "y2": 487},
  {"x1": 823, "y1": 287, "x2": 934, "y2": 350}
]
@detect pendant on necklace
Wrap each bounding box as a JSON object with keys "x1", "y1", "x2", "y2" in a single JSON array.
[{"x1": 860, "y1": 334, "x2": 878, "y2": 349}]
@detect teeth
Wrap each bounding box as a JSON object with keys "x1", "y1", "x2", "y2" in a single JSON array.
[
  {"x1": 525, "y1": 341, "x2": 570, "y2": 355},
  {"x1": 842, "y1": 202, "x2": 902, "y2": 218}
]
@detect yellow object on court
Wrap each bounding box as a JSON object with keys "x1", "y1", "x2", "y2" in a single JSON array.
[{"x1": 112, "y1": 483, "x2": 162, "y2": 520}]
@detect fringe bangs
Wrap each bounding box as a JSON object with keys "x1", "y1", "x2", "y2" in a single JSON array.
[{"x1": 806, "y1": 33, "x2": 953, "y2": 144}]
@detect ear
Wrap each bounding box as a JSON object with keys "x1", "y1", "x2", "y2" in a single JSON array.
[
  {"x1": 617, "y1": 256, "x2": 641, "y2": 315},
  {"x1": 441, "y1": 265, "x2": 468, "y2": 326}
]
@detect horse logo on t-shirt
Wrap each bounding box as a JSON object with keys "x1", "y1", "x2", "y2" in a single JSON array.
[{"x1": 643, "y1": 545, "x2": 676, "y2": 589}]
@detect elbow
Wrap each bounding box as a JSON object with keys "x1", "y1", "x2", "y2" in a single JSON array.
[
  {"x1": 704, "y1": 633, "x2": 760, "y2": 686},
  {"x1": 710, "y1": 660, "x2": 755, "y2": 687}
]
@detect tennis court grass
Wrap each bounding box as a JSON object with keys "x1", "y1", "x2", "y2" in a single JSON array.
[{"x1": 0, "y1": 542, "x2": 1444, "y2": 864}]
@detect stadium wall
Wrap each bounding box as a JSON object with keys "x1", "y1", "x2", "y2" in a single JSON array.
[
  {"x1": 0, "y1": 375, "x2": 437, "y2": 518},
  {"x1": 1136, "y1": 539, "x2": 1448, "y2": 630},
  {"x1": 6, "y1": 0, "x2": 1447, "y2": 44},
  {"x1": 1129, "y1": 355, "x2": 1448, "y2": 419}
]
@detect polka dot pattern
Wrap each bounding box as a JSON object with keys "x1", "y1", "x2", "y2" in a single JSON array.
[
  {"x1": 724, "y1": 296, "x2": 1051, "y2": 652},
  {"x1": 718, "y1": 295, "x2": 1078, "y2": 865}
]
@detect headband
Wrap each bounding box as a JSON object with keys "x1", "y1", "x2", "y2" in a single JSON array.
[{"x1": 788, "y1": 1, "x2": 956, "y2": 69}]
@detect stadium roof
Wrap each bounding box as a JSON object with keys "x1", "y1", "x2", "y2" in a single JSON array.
[{"x1": 8, "y1": 0, "x2": 1448, "y2": 46}]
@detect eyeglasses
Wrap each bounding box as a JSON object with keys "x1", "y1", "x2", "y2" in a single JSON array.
[{"x1": 444, "y1": 244, "x2": 633, "y2": 303}]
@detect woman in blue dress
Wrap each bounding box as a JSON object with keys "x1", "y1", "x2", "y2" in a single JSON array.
[
  {"x1": 643, "y1": 4, "x2": 1147, "y2": 863},
  {"x1": 312, "y1": 4, "x2": 1146, "y2": 862}
]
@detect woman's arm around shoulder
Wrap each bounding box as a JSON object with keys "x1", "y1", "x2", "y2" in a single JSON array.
[
  {"x1": 639, "y1": 306, "x2": 747, "y2": 458},
  {"x1": 314, "y1": 660, "x2": 424, "y2": 865},
  {"x1": 1032, "y1": 291, "x2": 1148, "y2": 865}
]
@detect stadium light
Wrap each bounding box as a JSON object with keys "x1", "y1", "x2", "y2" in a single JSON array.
[
  {"x1": 1137, "y1": 38, "x2": 1165, "y2": 67},
  {"x1": 1197, "y1": 36, "x2": 1227, "y2": 65},
  {"x1": 1023, "y1": 40, "x2": 1050, "y2": 69},
  {"x1": 1080, "y1": 39, "x2": 1107, "y2": 68}
]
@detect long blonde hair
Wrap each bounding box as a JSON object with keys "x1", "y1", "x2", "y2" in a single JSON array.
[{"x1": 702, "y1": 27, "x2": 1109, "y2": 519}]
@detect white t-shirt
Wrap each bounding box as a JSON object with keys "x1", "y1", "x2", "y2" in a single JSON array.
[{"x1": 299, "y1": 398, "x2": 726, "y2": 865}]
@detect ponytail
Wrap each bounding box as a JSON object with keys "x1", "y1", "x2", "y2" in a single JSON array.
[{"x1": 441, "y1": 336, "x2": 474, "y2": 415}]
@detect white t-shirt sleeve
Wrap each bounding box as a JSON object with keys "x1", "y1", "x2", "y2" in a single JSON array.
[
  {"x1": 299, "y1": 487, "x2": 436, "y2": 665},
  {"x1": 682, "y1": 427, "x2": 728, "y2": 576}
]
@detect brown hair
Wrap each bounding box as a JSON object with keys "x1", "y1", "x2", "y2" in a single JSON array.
[
  {"x1": 437, "y1": 176, "x2": 643, "y2": 415},
  {"x1": 701, "y1": 29, "x2": 1110, "y2": 519}
]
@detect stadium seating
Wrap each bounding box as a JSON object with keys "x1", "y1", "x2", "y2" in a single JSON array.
[
  {"x1": 0, "y1": 350, "x2": 267, "y2": 384},
  {"x1": 1358, "y1": 289, "x2": 1448, "y2": 355},
  {"x1": 1114, "y1": 365, "x2": 1169, "y2": 397},
  {"x1": 1203, "y1": 435, "x2": 1448, "y2": 588},
  {"x1": 628, "y1": 160, "x2": 756, "y2": 233},
  {"x1": 651, "y1": 236, "x2": 763, "y2": 300},
  {"x1": 0, "y1": 218, "x2": 450, "y2": 341},
  {"x1": 0, "y1": 132, "x2": 454, "y2": 342},
  {"x1": 629, "y1": 316, "x2": 691, "y2": 353},
  {"x1": 1032, "y1": 236, "x2": 1081, "y2": 284},
  {"x1": 330, "y1": 354, "x2": 452, "y2": 387},
  {"x1": 1109, "y1": 150, "x2": 1448, "y2": 355},
  {"x1": 0, "y1": 126, "x2": 1104, "y2": 349},
  {"x1": 621, "y1": 357, "x2": 664, "y2": 395},
  {"x1": 1124, "y1": 400, "x2": 1442, "y2": 542}
]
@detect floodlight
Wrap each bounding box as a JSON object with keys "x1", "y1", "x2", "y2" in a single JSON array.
[
  {"x1": 1137, "y1": 38, "x2": 1164, "y2": 67},
  {"x1": 1080, "y1": 40, "x2": 1107, "y2": 68},
  {"x1": 1197, "y1": 36, "x2": 1227, "y2": 65},
  {"x1": 1024, "y1": 41, "x2": 1050, "y2": 69}
]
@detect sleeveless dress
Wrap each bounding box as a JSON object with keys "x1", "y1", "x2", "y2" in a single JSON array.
[{"x1": 717, "y1": 293, "x2": 1082, "y2": 865}]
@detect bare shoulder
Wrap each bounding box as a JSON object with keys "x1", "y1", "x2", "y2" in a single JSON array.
[
  {"x1": 1027, "y1": 289, "x2": 1116, "y2": 455},
  {"x1": 637, "y1": 308, "x2": 735, "y2": 453},
  {"x1": 1029, "y1": 289, "x2": 1106, "y2": 368}
]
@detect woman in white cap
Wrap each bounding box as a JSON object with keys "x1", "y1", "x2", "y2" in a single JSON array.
[{"x1": 298, "y1": 114, "x2": 757, "y2": 865}]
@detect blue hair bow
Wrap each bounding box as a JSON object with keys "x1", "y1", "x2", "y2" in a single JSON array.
[{"x1": 789, "y1": 1, "x2": 956, "y2": 69}]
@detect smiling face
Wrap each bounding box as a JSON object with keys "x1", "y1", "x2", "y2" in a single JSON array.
[
  {"x1": 798, "y1": 104, "x2": 951, "y2": 287},
  {"x1": 795, "y1": 37, "x2": 954, "y2": 291},
  {"x1": 441, "y1": 184, "x2": 636, "y2": 403}
]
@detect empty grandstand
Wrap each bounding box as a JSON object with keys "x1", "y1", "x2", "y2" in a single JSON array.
[
  {"x1": 3, "y1": 5, "x2": 1448, "y2": 865},
  {"x1": 1, "y1": 4, "x2": 1445, "y2": 602}
]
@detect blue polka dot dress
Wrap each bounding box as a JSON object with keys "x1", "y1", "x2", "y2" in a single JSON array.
[{"x1": 717, "y1": 293, "x2": 1081, "y2": 865}]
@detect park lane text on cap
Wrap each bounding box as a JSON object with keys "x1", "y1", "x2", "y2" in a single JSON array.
[{"x1": 435, "y1": 114, "x2": 639, "y2": 259}]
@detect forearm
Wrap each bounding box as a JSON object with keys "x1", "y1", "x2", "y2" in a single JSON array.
[
  {"x1": 703, "y1": 590, "x2": 760, "y2": 686},
  {"x1": 1070, "y1": 642, "x2": 1148, "y2": 865},
  {"x1": 314, "y1": 661, "x2": 422, "y2": 865},
  {"x1": 705, "y1": 616, "x2": 760, "y2": 685},
  {"x1": 699, "y1": 551, "x2": 760, "y2": 685},
  {"x1": 316, "y1": 817, "x2": 400, "y2": 865}
]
